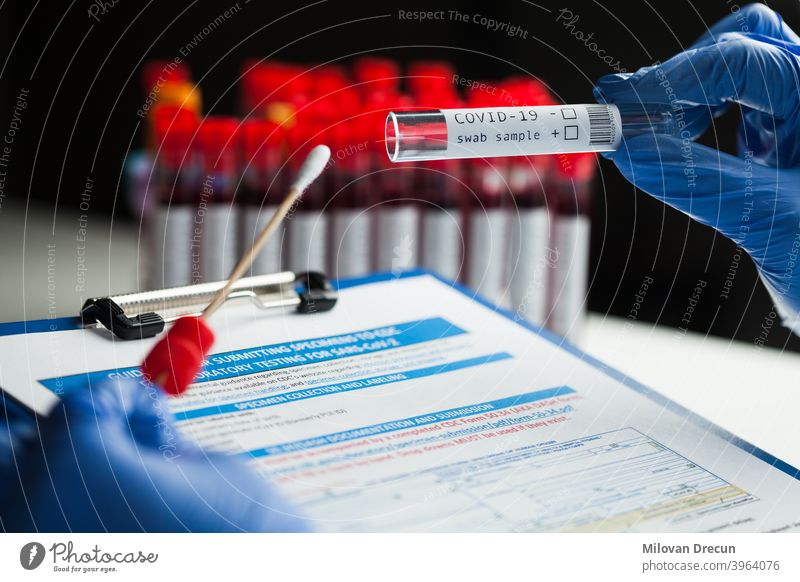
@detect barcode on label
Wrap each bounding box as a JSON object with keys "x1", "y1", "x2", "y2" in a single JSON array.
[{"x1": 587, "y1": 105, "x2": 615, "y2": 145}]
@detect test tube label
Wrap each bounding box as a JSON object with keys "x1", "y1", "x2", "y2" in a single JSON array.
[
  {"x1": 242, "y1": 205, "x2": 283, "y2": 275},
  {"x1": 375, "y1": 206, "x2": 420, "y2": 273},
  {"x1": 468, "y1": 207, "x2": 509, "y2": 307},
  {"x1": 548, "y1": 214, "x2": 591, "y2": 342},
  {"x1": 442, "y1": 105, "x2": 622, "y2": 159},
  {"x1": 509, "y1": 207, "x2": 550, "y2": 326},
  {"x1": 331, "y1": 208, "x2": 372, "y2": 278},
  {"x1": 422, "y1": 209, "x2": 463, "y2": 282},
  {"x1": 200, "y1": 204, "x2": 239, "y2": 283},
  {"x1": 288, "y1": 210, "x2": 328, "y2": 272},
  {"x1": 150, "y1": 205, "x2": 193, "y2": 289}
]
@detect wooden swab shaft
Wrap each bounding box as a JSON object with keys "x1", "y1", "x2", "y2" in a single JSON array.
[{"x1": 202, "y1": 186, "x2": 301, "y2": 318}]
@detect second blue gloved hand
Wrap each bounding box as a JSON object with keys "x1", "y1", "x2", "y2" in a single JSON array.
[
  {"x1": 594, "y1": 3, "x2": 800, "y2": 333},
  {"x1": 0, "y1": 377, "x2": 310, "y2": 532}
]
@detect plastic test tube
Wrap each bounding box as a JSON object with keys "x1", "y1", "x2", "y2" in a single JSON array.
[
  {"x1": 197, "y1": 117, "x2": 240, "y2": 284},
  {"x1": 328, "y1": 58, "x2": 399, "y2": 278},
  {"x1": 284, "y1": 118, "x2": 330, "y2": 272},
  {"x1": 415, "y1": 92, "x2": 471, "y2": 281},
  {"x1": 151, "y1": 107, "x2": 200, "y2": 289},
  {"x1": 374, "y1": 156, "x2": 418, "y2": 274},
  {"x1": 547, "y1": 153, "x2": 596, "y2": 343},
  {"x1": 385, "y1": 103, "x2": 675, "y2": 162},
  {"x1": 372, "y1": 93, "x2": 419, "y2": 274},
  {"x1": 419, "y1": 156, "x2": 466, "y2": 283},
  {"x1": 241, "y1": 119, "x2": 285, "y2": 276},
  {"x1": 467, "y1": 156, "x2": 510, "y2": 307},
  {"x1": 502, "y1": 79, "x2": 555, "y2": 327},
  {"x1": 507, "y1": 154, "x2": 551, "y2": 326},
  {"x1": 329, "y1": 119, "x2": 374, "y2": 279},
  {"x1": 462, "y1": 86, "x2": 511, "y2": 307},
  {"x1": 286, "y1": 130, "x2": 329, "y2": 273},
  {"x1": 127, "y1": 64, "x2": 198, "y2": 223}
]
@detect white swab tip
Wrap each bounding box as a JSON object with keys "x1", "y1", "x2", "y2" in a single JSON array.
[{"x1": 293, "y1": 145, "x2": 331, "y2": 192}]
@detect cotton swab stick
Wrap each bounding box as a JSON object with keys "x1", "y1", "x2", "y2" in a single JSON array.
[{"x1": 141, "y1": 145, "x2": 332, "y2": 395}]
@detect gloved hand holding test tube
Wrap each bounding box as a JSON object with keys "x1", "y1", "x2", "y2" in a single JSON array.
[
  {"x1": 386, "y1": 3, "x2": 800, "y2": 338},
  {"x1": 593, "y1": 2, "x2": 800, "y2": 335},
  {"x1": 385, "y1": 103, "x2": 678, "y2": 162}
]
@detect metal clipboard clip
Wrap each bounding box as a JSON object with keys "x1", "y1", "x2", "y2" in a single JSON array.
[{"x1": 79, "y1": 271, "x2": 337, "y2": 340}]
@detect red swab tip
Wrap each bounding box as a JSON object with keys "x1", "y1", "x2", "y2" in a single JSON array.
[{"x1": 141, "y1": 316, "x2": 215, "y2": 396}]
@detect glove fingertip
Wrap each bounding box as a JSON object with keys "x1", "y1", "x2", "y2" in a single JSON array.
[
  {"x1": 595, "y1": 72, "x2": 633, "y2": 86},
  {"x1": 593, "y1": 76, "x2": 632, "y2": 103},
  {"x1": 597, "y1": 149, "x2": 618, "y2": 161},
  {"x1": 592, "y1": 85, "x2": 608, "y2": 104}
]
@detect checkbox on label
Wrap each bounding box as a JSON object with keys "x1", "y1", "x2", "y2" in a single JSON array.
[
  {"x1": 561, "y1": 108, "x2": 577, "y2": 119},
  {"x1": 564, "y1": 126, "x2": 579, "y2": 140}
]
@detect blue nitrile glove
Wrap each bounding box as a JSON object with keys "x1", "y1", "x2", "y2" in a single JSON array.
[
  {"x1": 595, "y1": 3, "x2": 800, "y2": 334},
  {"x1": 0, "y1": 378, "x2": 310, "y2": 532},
  {"x1": 0, "y1": 409, "x2": 35, "y2": 503}
]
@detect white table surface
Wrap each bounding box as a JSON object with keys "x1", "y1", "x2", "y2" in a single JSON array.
[{"x1": 583, "y1": 313, "x2": 800, "y2": 470}]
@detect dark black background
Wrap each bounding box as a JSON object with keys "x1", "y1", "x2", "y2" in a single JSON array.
[{"x1": 1, "y1": 0, "x2": 799, "y2": 352}]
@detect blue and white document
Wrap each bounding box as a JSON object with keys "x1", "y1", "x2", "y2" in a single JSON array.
[{"x1": 1, "y1": 272, "x2": 799, "y2": 532}]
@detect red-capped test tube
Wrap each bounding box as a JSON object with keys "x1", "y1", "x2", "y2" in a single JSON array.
[
  {"x1": 505, "y1": 79, "x2": 555, "y2": 326},
  {"x1": 370, "y1": 92, "x2": 419, "y2": 274},
  {"x1": 196, "y1": 117, "x2": 241, "y2": 283},
  {"x1": 240, "y1": 119, "x2": 286, "y2": 275},
  {"x1": 285, "y1": 124, "x2": 330, "y2": 273},
  {"x1": 416, "y1": 93, "x2": 466, "y2": 282},
  {"x1": 547, "y1": 152, "x2": 596, "y2": 342},
  {"x1": 464, "y1": 86, "x2": 511, "y2": 307},
  {"x1": 127, "y1": 61, "x2": 197, "y2": 223},
  {"x1": 285, "y1": 65, "x2": 356, "y2": 273},
  {"x1": 151, "y1": 106, "x2": 200, "y2": 289},
  {"x1": 465, "y1": 156, "x2": 510, "y2": 307},
  {"x1": 332, "y1": 57, "x2": 400, "y2": 277},
  {"x1": 328, "y1": 117, "x2": 374, "y2": 278},
  {"x1": 507, "y1": 152, "x2": 552, "y2": 325}
]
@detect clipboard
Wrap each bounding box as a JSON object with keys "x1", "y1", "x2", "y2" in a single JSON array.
[
  {"x1": 0, "y1": 268, "x2": 794, "y2": 480},
  {"x1": 0, "y1": 269, "x2": 799, "y2": 533}
]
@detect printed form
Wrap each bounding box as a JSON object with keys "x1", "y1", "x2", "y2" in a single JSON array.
[{"x1": 2, "y1": 272, "x2": 800, "y2": 532}]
